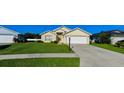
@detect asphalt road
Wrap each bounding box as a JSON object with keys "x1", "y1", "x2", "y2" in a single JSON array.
[{"x1": 71, "y1": 44, "x2": 124, "y2": 67}]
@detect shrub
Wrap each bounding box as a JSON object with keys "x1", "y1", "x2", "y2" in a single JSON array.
[
  {"x1": 120, "y1": 42, "x2": 124, "y2": 48},
  {"x1": 37, "y1": 40, "x2": 44, "y2": 43},
  {"x1": 115, "y1": 42, "x2": 121, "y2": 47},
  {"x1": 51, "y1": 41, "x2": 58, "y2": 44},
  {"x1": 115, "y1": 42, "x2": 124, "y2": 48},
  {"x1": 51, "y1": 41, "x2": 54, "y2": 43}
]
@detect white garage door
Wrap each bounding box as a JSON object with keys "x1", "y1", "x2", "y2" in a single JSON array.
[
  {"x1": 0, "y1": 35, "x2": 14, "y2": 43},
  {"x1": 66, "y1": 36, "x2": 89, "y2": 44}
]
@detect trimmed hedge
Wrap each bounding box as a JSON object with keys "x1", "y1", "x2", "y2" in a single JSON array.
[{"x1": 115, "y1": 42, "x2": 124, "y2": 48}]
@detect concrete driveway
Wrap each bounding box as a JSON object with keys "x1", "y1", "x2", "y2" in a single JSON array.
[
  {"x1": 0, "y1": 53, "x2": 78, "y2": 60},
  {"x1": 71, "y1": 44, "x2": 124, "y2": 67}
]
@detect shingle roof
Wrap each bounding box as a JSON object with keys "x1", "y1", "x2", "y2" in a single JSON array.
[
  {"x1": 0, "y1": 26, "x2": 19, "y2": 35},
  {"x1": 40, "y1": 30, "x2": 56, "y2": 35}
]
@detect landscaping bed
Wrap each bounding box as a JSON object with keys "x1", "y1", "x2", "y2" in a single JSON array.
[{"x1": 0, "y1": 58, "x2": 79, "y2": 67}]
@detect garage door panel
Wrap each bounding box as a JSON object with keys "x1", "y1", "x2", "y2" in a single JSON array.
[
  {"x1": 66, "y1": 36, "x2": 89, "y2": 44},
  {"x1": 0, "y1": 35, "x2": 14, "y2": 43}
]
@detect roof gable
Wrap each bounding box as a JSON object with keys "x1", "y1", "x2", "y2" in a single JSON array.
[
  {"x1": 65, "y1": 28, "x2": 92, "y2": 36},
  {"x1": 40, "y1": 27, "x2": 92, "y2": 36},
  {"x1": 40, "y1": 30, "x2": 55, "y2": 35},
  {"x1": 0, "y1": 26, "x2": 19, "y2": 35},
  {"x1": 52, "y1": 26, "x2": 71, "y2": 33}
]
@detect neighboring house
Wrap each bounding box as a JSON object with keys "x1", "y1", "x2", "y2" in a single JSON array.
[
  {"x1": 110, "y1": 31, "x2": 124, "y2": 44},
  {"x1": 40, "y1": 26, "x2": 92, "y2": 44},
  {"x1": 93, "y1": 30, "x2": 124, "y2": 44},
  {"x1": 0, "y1": 26, "x2": 19, "y2": 43}
]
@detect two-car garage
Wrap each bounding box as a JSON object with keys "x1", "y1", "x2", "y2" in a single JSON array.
[
  {"x1": 66, "y1": 36, "x2": 89, "y2": 44},
  {"x1": 0, "y1": 26, "x2": 19, "y2": 44},
  {"x1": 0, "y1": 35, "x2": 15, "y2": 43},
  {"x1": 65, "y1": 28, "x2": 91, "y2": 44}
]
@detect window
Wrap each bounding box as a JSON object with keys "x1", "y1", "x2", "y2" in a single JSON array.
[{"x1": 45, "y1": 35, "x2": 53, "y2": 41}]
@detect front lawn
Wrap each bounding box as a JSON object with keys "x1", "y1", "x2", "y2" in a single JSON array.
[
  {"x1": 0, "y1": 58, "x2": 79, "y2": 67},
  {"x1": 0, "y1": 42, "x2": 73, "y2": 54},
  {"x1": 91, "y1": 43, "x2": 124, "y2": 54}
]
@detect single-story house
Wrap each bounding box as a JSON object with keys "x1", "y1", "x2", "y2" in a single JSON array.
[
  {"x1": 92, "y1": 30, "x2": 124, "y2": 44},
  {"x1": 0, "y1": 26, "x2": 19, "y2": 43},
  {"x1": 110, "y1": 31, "x2": 124, "y2": 44},
  {"x1": 40, "y1": 26, "x2": 92, "y2": 44}
]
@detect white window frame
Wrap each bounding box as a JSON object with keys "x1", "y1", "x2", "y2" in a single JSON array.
[{"x1": 45, "y1": 35, "x2": 53, "y2": 41}]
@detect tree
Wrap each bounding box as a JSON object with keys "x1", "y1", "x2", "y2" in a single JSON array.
[
  {"x1": 98, "y1": 33, "x2": 111, "y2": 44},
  {"x1": 24, "y1": 33, "x2": 40, "y2": 39}
]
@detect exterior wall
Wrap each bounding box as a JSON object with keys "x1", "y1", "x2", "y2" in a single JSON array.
[
  {"x1": 0, "y1": 35, "x2": 15, "y2": 43},
  {"x1": 63, "y1": 36, "x2": 67, "y2": 44},
  {"x1": 85, "y1": 36, "x2": 90, "y2": 44},
  {"x1": 41, "y1": 32, "x2": 56, "y2": 42},
  {"x1": 65, "y1": 29, "x2": 90, "y2": 36},
  {"x1": 111, "y1": 37, "x2": 124, "y2": 44}
]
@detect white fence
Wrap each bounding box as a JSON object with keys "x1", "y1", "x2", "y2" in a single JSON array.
[{"x1": 27, "y1": 39, "x2": 42, "y2": 42}]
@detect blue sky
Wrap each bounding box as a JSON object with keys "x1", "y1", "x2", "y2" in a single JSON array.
[{"x1": 1, "y1": 25, "x2": 124, "y2": 34}]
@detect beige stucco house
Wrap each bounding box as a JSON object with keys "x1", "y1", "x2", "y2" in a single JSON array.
[{"x1": 40, "y1": 26, "x2": 92, "y2": 44}]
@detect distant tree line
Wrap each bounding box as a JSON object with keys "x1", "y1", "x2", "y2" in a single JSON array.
[
  {"x1": 14, "y1": 33, "x2": 41, "y2": 43},
  {"x1": 24, "y1": 33, "x2": 41, "y2": 39}
]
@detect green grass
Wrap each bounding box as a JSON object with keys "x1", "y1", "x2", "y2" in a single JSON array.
[
  {"x1": 0, "y1": 58, "x2": 79, "y2": 67},
  {"x1": 91, "y1": 43, "x2": 124, "y2": 54},
  {"x1": 0, "y1": 42, "x2": 73, "y2": 54}
]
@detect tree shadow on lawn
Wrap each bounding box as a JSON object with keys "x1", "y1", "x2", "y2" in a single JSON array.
[{"x1": 0, "y1": 45, "x2": 11, "y2": 50}]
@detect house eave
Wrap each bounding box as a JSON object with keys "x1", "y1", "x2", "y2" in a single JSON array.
[
  {"x1": 65, "y1": 27, "x2": 92, "y2": 36},
  {"x1": 0, "y1": 26, "x2": 20, "y2": 35}
]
